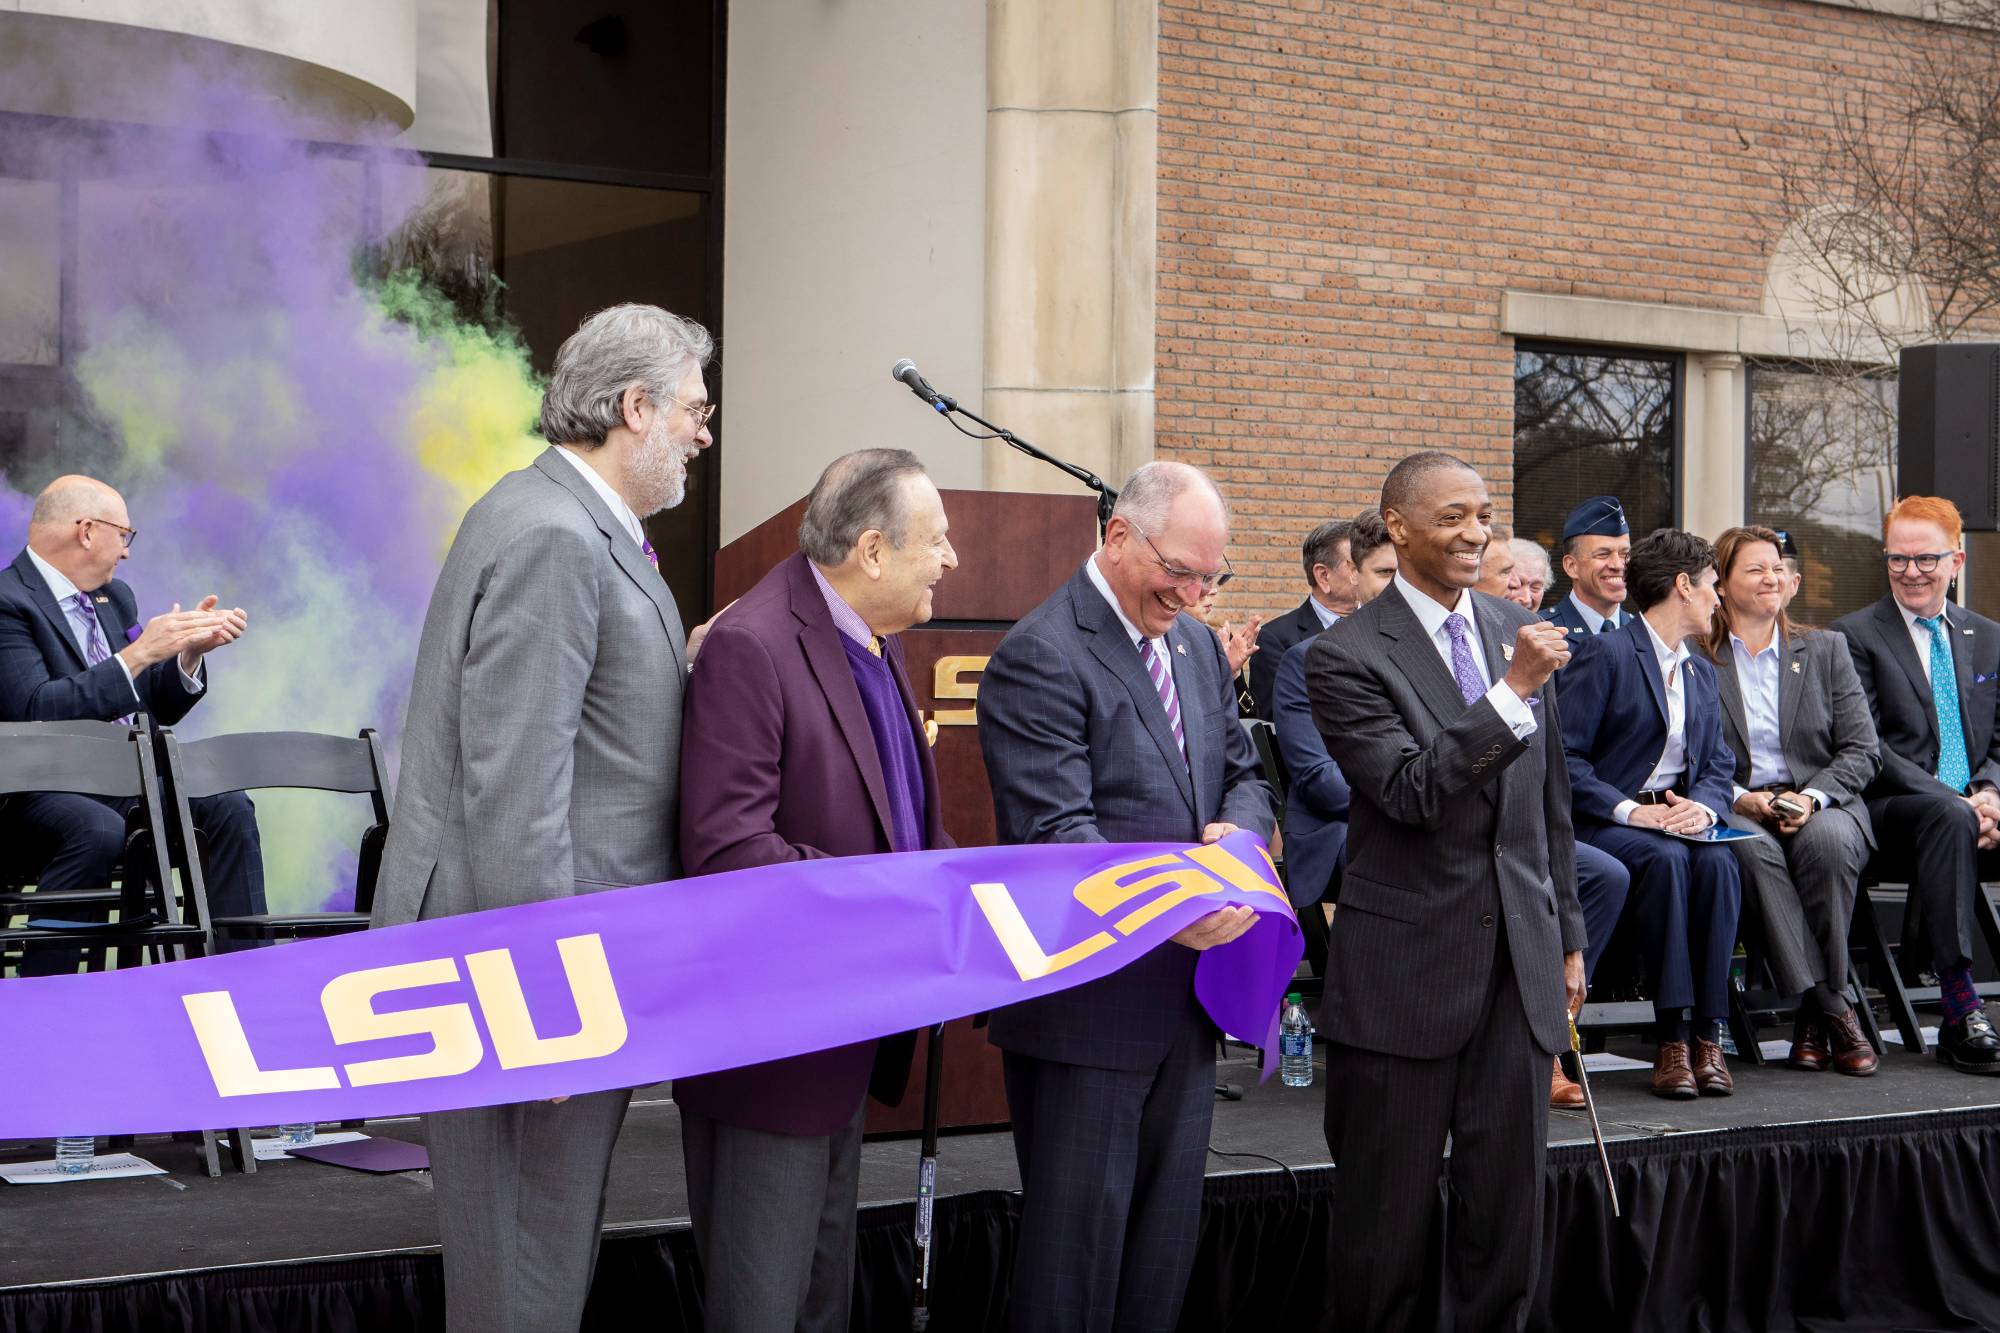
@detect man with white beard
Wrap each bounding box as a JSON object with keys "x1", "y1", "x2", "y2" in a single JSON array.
[{"x1": 372, "y1": 303, "x2": 714, "y2": 1332}]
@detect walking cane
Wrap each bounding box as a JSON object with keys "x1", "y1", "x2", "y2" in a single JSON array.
[{"x1": 910, "y1": 1023, "x2": 947, "y2": 1331}]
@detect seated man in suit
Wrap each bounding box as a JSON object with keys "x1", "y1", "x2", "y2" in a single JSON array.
[
  {"x1": 1561, "y1": 527, "x2": 1744, "y2": 1099},
  {"x1": 677, "y1": 448, "x2": 952, "y2": 1329},
  {"x1": 1509, "y1": 537, "x2": 1553, "y2": 611},
  {"x1": 1474, "y1": 521, "x2": 1516, "y2": 599},
  {"x1": 0, "y1": 475, "x2": 260, "y2": 975},
  {"x1": 1833, "y1": 496, "x2": 2000, "y2": 1075},
  {"x1": 1545, "y1": 495, "x2": 1632, "y2": 638},
  {"x1": 1248, "y1": 517, "x2": 1360, "y2": 720}
]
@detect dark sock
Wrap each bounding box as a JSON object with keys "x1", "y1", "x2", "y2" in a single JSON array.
[
  {"x1": 1811, "y1": 982, "x2": 1849, "y2": 1016},
  {"x1": 1659, "y1": 1015, "x2": 1690, "y2": 1044},
  {"x1": 1691, "y1": 1018, "x2": 1718, "y2": 1044},
  {"x1": 1940, "y1": 966, "x2": 1982, "y2": 1024}
]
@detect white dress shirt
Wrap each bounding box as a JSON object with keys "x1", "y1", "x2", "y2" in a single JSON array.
[
  {"x1": 1391, "y1": 572, "x2": 1536, "y2": 740},
  {"x1": 26, "y1": 546, "x2": 203, "y2": 702},
  {"x1": 1614, "y1": 615, "x2": 1712, "y2": 828},
  {"x1": 1085, "y1": 553, "x2": 1169, "y2": 659},
  {"x1": 1568, "y1": 590, "x2": 1623, "y2": 634},
  {"x1": 1897, "y1": 599, "x2": 1960, "y2": 686},
  {"x1": 553, "y1": 444, "x2": 646, "y2": 550},
  {"x1": 1309, "y1": 597, "x2": 1341, "y2": 630}
]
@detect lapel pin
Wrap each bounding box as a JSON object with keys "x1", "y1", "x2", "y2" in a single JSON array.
[
  {"x1": 1789, "y1": 661, "x2": 1802, "y2": 673},
  {"x1": 92, "y1": 594, "x2": 109, "y2": 604},
  {"x1": 1175, "y1": 642, "x2": 1186, "y2": 656},
  {"x1": 1501, "y1": 644, "x2": 1514, "y2": 661}
]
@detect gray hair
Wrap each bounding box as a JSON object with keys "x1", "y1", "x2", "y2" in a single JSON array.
[
  {"x1": 537, "y1": 304, "x2": 714, "y2": 446},
  {"x1": 1509, "y1": 537, "x2": 1553, "y2": 582},
  {"x1": 799, "y1": 449, "x2": 928, "y2": 565},
  {"x1": 1301, "y1": 520, "x2": 1352, "y2": 582},
  {"x1": 1111, "y1": 461, "x2": 1227, "y2": 534}
]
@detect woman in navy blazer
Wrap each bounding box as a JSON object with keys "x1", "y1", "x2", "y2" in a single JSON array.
[{"x1": 1560, "y1": 528, "x2": 1745, "y2": 1099}]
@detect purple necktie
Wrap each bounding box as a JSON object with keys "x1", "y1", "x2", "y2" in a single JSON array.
[
  {"x1": 641, "y1": 537, "x2": 659, "y2": 573},
  {"x1": 1443, "y1": 613, "x2": 1487, "y2": 706},
  {"x1": 1139, "y1": 638, "x2": 1187, "y2": 763},
  {"x1": 73, "y1": 591, "x2": 133, "y2": 726}
]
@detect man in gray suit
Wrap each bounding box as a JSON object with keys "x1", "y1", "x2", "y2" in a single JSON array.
[
  {"x1": 1307, "y1": 450, "x2": 1585, "y2": 1331},
  {"x1": 978, "y1": 461, "x2": 1277, "y2": 1333},
  {"x1": 372, "y1": 304, "x2": 714, "y2": 1332}
]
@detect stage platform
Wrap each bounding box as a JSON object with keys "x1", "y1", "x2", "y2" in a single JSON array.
[{"x1": 4, "y1": 1033, "x2": 2000, "y2": 1331}]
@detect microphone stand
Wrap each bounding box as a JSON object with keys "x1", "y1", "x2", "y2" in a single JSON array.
[{"x1": 922, "y1": 391, "x2": 1118, "y2": 541}]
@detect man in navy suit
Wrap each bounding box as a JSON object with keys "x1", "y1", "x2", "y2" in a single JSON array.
[
  {"x1": 0, "y1": 475, "x2": 261, "y2": 974},
  {"x1": 1560, "y1": 527, "x2": 1743, "y2": 1099},
  {"x1": 978, "y1": 460, "x2": 1277, "y2": 1332},
  {"x1": 1544, "y1": 495, "x2": 1632, "y2": 639},
  {"x1": 1247, "y1": 517, "x2": 1358, "y2": 720}
]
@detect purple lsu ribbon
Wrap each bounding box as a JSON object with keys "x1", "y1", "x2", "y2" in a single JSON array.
[{"x1": 0, "y1": 832, "x2": 1299, "y2": 1138}]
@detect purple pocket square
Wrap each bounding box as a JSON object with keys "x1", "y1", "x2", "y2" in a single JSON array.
[
  {"x1": 124, "y1": 625, "x2": 141, "y2": 645},
  {"x1": 1979, "y1": 673, "x2": 1995, "y2": 685}
]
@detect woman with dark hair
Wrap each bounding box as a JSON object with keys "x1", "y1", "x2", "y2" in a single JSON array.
[
  {"x1": 1702, "y1": 525, "x2": 1881, "y2": 1074},
  {"x1": 1560, "y1": 528, "x2": 1745, "y2": 1098}
]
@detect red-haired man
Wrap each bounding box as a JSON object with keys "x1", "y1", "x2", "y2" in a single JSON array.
[{"x1": 1833, "y1": 496, "x2": 2000, "y2": 1075}]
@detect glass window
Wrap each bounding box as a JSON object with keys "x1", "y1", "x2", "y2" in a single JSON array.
[
  {"x1": 1747, "y1": 363, "x2": 1897, "y2": 626},
  {"x1": 382, "y1": 167, "x2": 714, "y2": 615},
  {"x1": 1512, "y1": 346, "x2": 1678, "y2": 606}
]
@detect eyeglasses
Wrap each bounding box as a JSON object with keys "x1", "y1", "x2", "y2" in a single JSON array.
[
  {"x1": 77, "y1": 517, "x2": 137, "y2": 550},
  {"x1": 1126, "y1": 519, "x2": 1233, "y2": 591},
  {"x1": 661, "y1": 392, "x2": 717, "y2": 430},
  {"x1": 1884, "y1": 552, "x2": 1954, "y2": 574}
]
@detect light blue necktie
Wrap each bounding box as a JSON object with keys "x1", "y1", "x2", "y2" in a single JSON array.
[{"x1": 1920, "y1": 614, "x2": 1972, "y2": 792}]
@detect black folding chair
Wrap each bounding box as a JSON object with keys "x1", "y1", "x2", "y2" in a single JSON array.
[
  {"x1": 160, "y1": 728, "x2": 393, "y2": 940},
  {"x1": 0, "y1": 719, "x2": 235, "y2": 1176}
]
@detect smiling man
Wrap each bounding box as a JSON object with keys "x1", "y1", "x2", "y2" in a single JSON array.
[
  {"x1": 978, "y1": 460, "x2": 1277, "y2": 1332},
  {"x1": 1546, "y1": 495, "x2": 1632, "y2": 638},
  {"x1": 676, "y1": 448, "x2": 954, "y2": 1331},
  {"x1": 1833, "y1": 496, "x2": 2000, "y2": 1076},
  {"x1": 1306, "y1": 451, "x2": 1584, "y2": 1331}
]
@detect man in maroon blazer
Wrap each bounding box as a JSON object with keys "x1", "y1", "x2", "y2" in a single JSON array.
[{"x1": 677, "y1": 447, "x2": 956, "y2": 1332}]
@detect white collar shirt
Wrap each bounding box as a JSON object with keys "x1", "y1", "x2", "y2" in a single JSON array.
[
  {"x1": 1639, "y1": 614, "x2": 1691, "y2": 792},
  {"x1": 1391, "y1": 572, "x2": 1536, "y2": 739},
  {"x1": 1897, "y1": 599, "x2": 1960, "y2": 687},
  {"x1": 1569, "y1": 590, "x2": 1622, "y2": 634},
  {"x1": 553, "y1": 445, "x2": 647, "y2": 551},
  {"x1": 1309, "y1": 597, "x2": 1341, "y2": 630},
  {"x1": 1085, "y1": 552, "x2": 1170, "y2": 660}
]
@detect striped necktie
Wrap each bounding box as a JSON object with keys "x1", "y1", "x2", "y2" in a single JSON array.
[
  {"x1": 72, "y1": 591, "x2": 133, "y2": 726},
  {"x1": 1138, "y1": 638, "x2": 1187, "y2": 763}
]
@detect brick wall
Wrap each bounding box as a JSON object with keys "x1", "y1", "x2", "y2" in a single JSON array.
[{"x1": 1155, "y1": 0, "x2": 1931, "y2": 621}]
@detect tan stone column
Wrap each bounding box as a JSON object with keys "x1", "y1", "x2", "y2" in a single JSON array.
[
  {"x1": 1684, "y1": 353, "x2": 1747, "y2": 540},
  {"x1": 982, "y1": 0, "x2": 1156, "y2": 496}
]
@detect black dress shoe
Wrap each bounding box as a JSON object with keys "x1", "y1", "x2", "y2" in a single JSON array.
[{"x1": 1938, "y1": 1008, "x2": 2000, "y2": 1075}]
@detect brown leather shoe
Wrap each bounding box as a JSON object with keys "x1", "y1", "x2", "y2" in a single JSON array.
[
  {"x1": 1692, "y1": 1036, "x2": 1734, "y2": 1096},
  {"x1": 1788, "y1": 1012, "x2": 1830, "y2": 1072},
  {"x1": 1551, "y1": 1057, "x2": 1585, "y2": 1109},
  {"x1": 1651, "y1": 1040, "x2": 1698, "y2": 1099},
  {"x1": 1824, "y1": 1007, "x2": 1880, "y2": 1077}
]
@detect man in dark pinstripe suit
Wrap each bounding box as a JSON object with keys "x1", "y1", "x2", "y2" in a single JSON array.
[
  {"x1": 979, "y1": 461, "x2": 1278, "y2": 1333},
  {"x1": 1307, "y1": 451, "x2": 1588, "y2": 1331}
]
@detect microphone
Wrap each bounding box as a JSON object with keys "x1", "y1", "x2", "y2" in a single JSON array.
[{"x1": 891, "y1": 358, "x2": 950, "y2": 410}]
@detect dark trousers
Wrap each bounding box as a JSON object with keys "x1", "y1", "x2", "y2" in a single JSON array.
[
  {"x1": 1867, "y1": 792, "x2": 2000, "y2": 975},
  {"x1": 1582, "y1": 823, "x2": 1742, "y2": 1020},
  {"x1": 1001, "y1": 1016, "x2": 1216, "y2": 1333},
  {"x1": 1575, "y1": 840, "x2": 1631, "y2": 983},
  {"x1": 681, "y1": 1101, "x2": 866, "y2": 1333},
  {"x1": 5, "y1": 789, "x2": 264, "y2": 976},
  {"x1": 1323, "y1": 947, "x2": 1547, "y2": 1332}
]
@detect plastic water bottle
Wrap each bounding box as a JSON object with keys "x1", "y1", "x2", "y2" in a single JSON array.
[
  {"x1": 1280, "y1": 992, "x2": 1313, "y2": 1088},
  {"x1": 278, "y1": 1123, "x2": 316, "y2": 1147},
  {"x1": 54, "y1": 1136, "x2": 94, "y2": 1175}
]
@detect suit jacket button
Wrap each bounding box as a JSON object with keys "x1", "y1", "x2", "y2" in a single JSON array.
[{"x1": 1481, "y1": 913, "x2": 1495, "y2": 928}]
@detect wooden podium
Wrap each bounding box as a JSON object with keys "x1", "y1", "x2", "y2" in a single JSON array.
[{"x1": 714, "y1": 489, "x2": 1101, "y2": 1132}]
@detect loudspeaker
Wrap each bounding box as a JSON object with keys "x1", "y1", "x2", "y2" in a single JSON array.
[{"x1": 1900, "y1": 343, "x2": 2000, "y2": 531}]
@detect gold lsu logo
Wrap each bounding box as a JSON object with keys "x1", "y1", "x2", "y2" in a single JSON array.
[
  {"x1": 973, "y1": 842, "x2": 1287, "y2": 981},
  {"x1": 183, "y1": 935, "x2": 625, "y2": 1098},
  {"x1": 183, "y1": 845, "x2": 1287, "y2": 1097}
]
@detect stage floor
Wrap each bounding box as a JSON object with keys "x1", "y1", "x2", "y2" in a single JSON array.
[{"x1": 4, "y1": 1030, "x2": 1997, "y2": 1292}]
